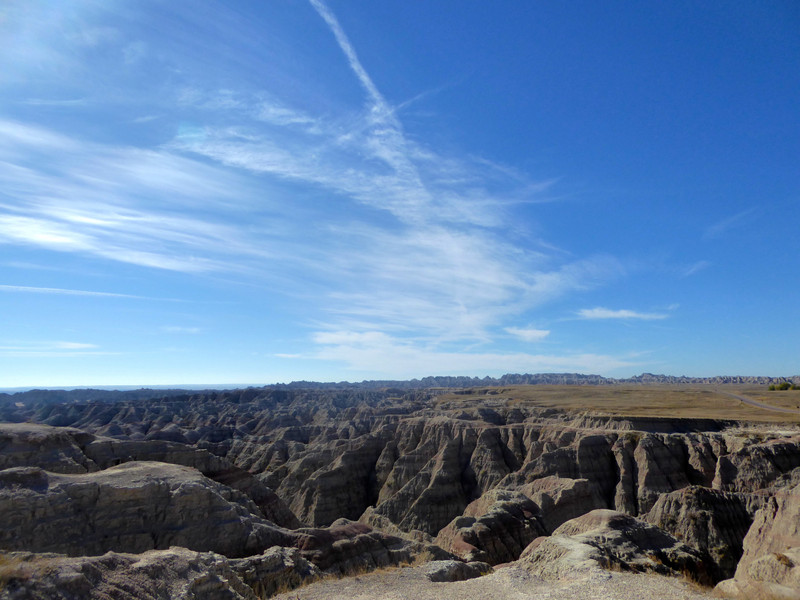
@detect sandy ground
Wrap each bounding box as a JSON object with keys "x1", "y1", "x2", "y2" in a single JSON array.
[{"x1": 273, "y1": 564, "x2": 715, "y2": 600}]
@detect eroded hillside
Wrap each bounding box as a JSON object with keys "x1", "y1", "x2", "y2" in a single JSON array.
[{"x1": 1, "y1": 385, "x2": 799, "y2": 598}]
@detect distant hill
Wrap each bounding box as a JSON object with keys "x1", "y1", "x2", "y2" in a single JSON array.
[
  {"x1": 3, "y1": 373, "x2": 799, "y2": 406},
  {"x1": 273, "y1": 372, "x2": 799, "y2": 390},
  {"x1": 0, "y1": 387, "x2": 210, "y2": 407}
]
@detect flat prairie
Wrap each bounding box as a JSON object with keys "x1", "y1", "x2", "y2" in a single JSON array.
[{"x1": 436, "y1": 384, "x2": 800, "y2": 423}]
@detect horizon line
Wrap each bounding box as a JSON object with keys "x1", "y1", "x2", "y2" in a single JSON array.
[{"x1": 2, "y1": 372, "x2": 799, "y2": 393}]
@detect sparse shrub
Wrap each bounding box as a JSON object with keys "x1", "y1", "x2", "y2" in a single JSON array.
[
  {"x1": 773, "y1": 552, "x2": 794, "y2": 568},
  {"x1": 769, "y1": 382, "x2": 794, "y2": 391},
  {"x1": 0, "y1": 554, "x2": 34, "y2": 594}
]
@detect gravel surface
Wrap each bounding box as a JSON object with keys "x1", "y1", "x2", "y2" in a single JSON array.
[{"x1": 273, "y1": 564, "x2": 715, "y2": 600}]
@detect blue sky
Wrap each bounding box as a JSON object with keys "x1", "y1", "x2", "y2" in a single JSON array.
[{"x1": 0, "y1": 1, "x2": 798, "y2": 387}]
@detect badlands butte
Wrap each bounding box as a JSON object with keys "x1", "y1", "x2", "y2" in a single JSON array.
[{"x1": 0, "y1": 374, "x2": 800, "y2": 599}]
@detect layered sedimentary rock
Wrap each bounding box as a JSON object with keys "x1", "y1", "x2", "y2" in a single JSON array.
[
  {"x1": 713, "y1": 435, "x2": 800, "y2": 493},
  {"x1": 0, "y1": 460, "x2": 451, "y2": 584},
  {"x1": 7, "y1": 389, "x2": 790, "y2": 537},
  {"x1": 2, "y1": 386, "x2": 800, "y2": 594},
  {"x1": 519, "y1": 509, "x2": 710, "y2": 583},
  {"x1": 0, "y1": 462, "x2": 292, "y2": 558},
  {"x1": 292, "y1": 519, "x2": 451, "y2": 574},
  {"x1": 519, "y1": 476, "x2": 605, "y2": 533},
  {"x1": 435, "y1": 489, "x2": 546, "y2": 564},
  {"x1": 0, "y1": 423, "x2": 97, "y2": 474},
  {"x1": 644, "y1": 486, "x2": 764, "y2": 579},
  {"x1": 715, "y1": 483, "x2": 800, "y2": 598},
  {"x1": 0, "y1": 422, "x2": 300, "y2": 529},
  {"x1": 0, "y1": 546, "x2": 322, "y2": 600}
]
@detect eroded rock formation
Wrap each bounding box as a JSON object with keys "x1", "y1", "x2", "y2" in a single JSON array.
[
  {"x1": 435, "y1": 488, "x2": 547, "y2": 564},
  {"x1": 715, "y1": 483, "x2": 800, "y2": 598},
  {"x1": 0, "y1": 385, "x2": 799, "y2": 596},
  {"x1": 0, "y1": 462, "x2": 292, "y2": 558},
  {"x1": 0, "y1": 546, "x2": 322, "y2": 600},
  {"x1": 519, "y1": 509, "x2": 710, "y2": 582},
  {"x1": 644, "y1": 486, "x2": 764, "y2": 580}
]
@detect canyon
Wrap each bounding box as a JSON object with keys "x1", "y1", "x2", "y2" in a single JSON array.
[{"x1": 0, "y1": 382, "x2": 799, "y2": 599}]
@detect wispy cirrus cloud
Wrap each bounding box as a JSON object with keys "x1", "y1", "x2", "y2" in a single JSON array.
[
  {"x1": 0, "y1": 120, "x2": 76, "y2": 151},
  {"x1": 505, "y1": 327, "x2": 550, "y2": 342},
  {"x1": 681, "y1": 260, "x2": 711, "y2": 277},
  {"x1": 164, "y1": 0, "x2": 622, "y2": 349},
  {"x1": 309, "y1": 329, "x2": 637, "y2": 378},
  {"x1": 0, "y1": 0, "x2": 632, "y2": 378},
  {"x1": 0, "y1": 119, "x2": 299, "y2": 275},
  {"x1": 577, "y1": 307, "x2": 669, "y2": 320},
  {"x1": 703, "y1": 208, "x2": 756, "y2": 240},
  {"x1": 20, "y1": 98, "x2": 88, "y2": 107},
  {"x1": 0, "y1": 341, "x2": 112, "y2": 357},
  {"x1": 161, "y1": 326, "x2": 202, "y2": 334}
]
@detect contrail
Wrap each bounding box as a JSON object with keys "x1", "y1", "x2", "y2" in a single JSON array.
[{"x1": 0, "y1": 284, "x2": 160, "y2": 300}]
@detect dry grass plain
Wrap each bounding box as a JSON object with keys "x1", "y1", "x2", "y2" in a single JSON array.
[{"x1": 436, "y1": 384, "x2": 800, "y2": 423}]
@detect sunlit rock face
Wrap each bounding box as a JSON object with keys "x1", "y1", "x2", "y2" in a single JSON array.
[
  {"x1": 518, "y1": 509, "x2": 710, "y2": 582},
  {"x1": 714, "y1": 483, "x2": 800, "y2": 599}
]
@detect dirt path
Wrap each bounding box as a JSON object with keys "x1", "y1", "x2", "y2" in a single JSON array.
[{"x1": 719, "y1": 390, "x2": 800, "y2": 415}]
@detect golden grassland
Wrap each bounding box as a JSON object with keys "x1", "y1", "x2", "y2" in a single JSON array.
[{"x1": 436, "y1": 384, "x2": 800, "y2": 423}]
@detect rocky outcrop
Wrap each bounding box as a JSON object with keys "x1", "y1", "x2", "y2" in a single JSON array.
[
  {"x1": 0, "y1": 423, "x2": 300, "y2": 530},
  {"x1": 519, "y1": 509, "x2": 710, "y2": 583},
  {"x1": 713, "y1": 436, "x2": 800, "y2": 493},
  {"x1": 368, "y1": 424, "x2": 478, "y2": 535},
  {"x1": 0, "y1": 423, "x2": 97, "y2": 474},
  {"x1": 715, "y1": 548, "x2": 800, "y2": 599},
  {"x1": 291, "y1": 519, "x2": 454, "y2": 574},
  {"x1": 0, "y1": 461, "x2": 445, "y2": 578},
  {"x1": 0, "y1": 546, "x2": 322, "y2": 600},
  {"x1": 435, "y1": 489, "x2": 546, "y2": 564},
  {"x1": 644, "y1": 486, "x2": 765, "y2": 580},
  {"x1": 423, "y1": 559, "x2": 493, "y2": 582},
  {"x1": 278, "y1": 432, "x2": 390, "y2": 526},
  {"x1": 519, "y1": 476, "x2": 605, "y2": 533},
  {"x1": 632, "y1": 434, "x2": 694, "y2": 514},
  {"x1": 715, "y1": 483, "x2": 800, "y2": 597},
  {"x1": 87, "y1": 438, "x2": 302, "y2": 528},
  {"x1": 0, "y1": 462, "x2": 292, "y2": 558}
]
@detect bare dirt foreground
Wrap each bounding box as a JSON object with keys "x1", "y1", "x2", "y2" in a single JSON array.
[{"x1": 274, "y1": 563, "x2": 711, "y2": 600}]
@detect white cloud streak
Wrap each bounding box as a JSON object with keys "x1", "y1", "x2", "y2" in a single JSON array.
[
  {"x1": 21, "y1": 98, "x2": 88, "y2": 107},
  {"x1": 309, "y1": 0, "x2": 387, "y2": 112},
  {"x1": 0, "y1": 120, "x2": 298, "y2": 275},
  {"x1": 0, "y1": 284, "x2": 153, "y2": 299},
  {"x1": 577, "y1": 307, "x2": 668, "y2": 320},
  {"x1": 704, "y1": 208, "x2": 756, "y2": 240},
  {"x1": 161, "y1": 326, "x2": 202, "y2": 334},
  {"x1": 505, "y1": 327, "x2": 550, "y2": 342},
  {"x1": 682, "y1": 260, "x2": 711, "y2": 277},
  {"x1": 0, "y1": 340, "x2": 112, "y2": 358},
  {"x1": 310, "y1": 330, "x2": 636, "y2": 378}
]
